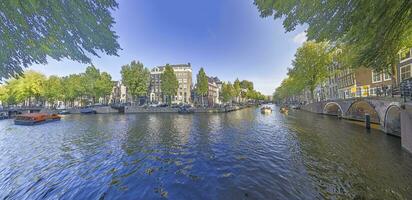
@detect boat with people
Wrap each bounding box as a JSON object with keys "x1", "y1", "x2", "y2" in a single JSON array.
[
  {"x1": 80, "y1": 108, "x2": 97, "y2": 114},
  {"x1": 279, "y1": 107, "x2": 289, "y2": 114},
  {"x1": 261, "y1": 106, "x2": 272, "y2": 114},
  {"x1": 14, "y1": 113, "x2": 61, "y2": 125}
]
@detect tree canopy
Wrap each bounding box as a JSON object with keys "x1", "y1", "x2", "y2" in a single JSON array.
[
  {"x1": 290, "y1": 41, "x2": 334, "y2": 99},
  {"x1": 273, "y1": 41, "x2": 335, "y2": 101},
  {"x1": 196, "y1": 68, "x2": 209, "y2": 105},
  {"x1": 221, "y1": 82, "x2": 234, "y2": 103},
  {"x1": 254, "y1": 0, "x2": 412, "y2": 71},
  {"x1": 121, "y1": 61, "x2": 150, "y2": 99},
  {"x1": 161, "y1": 65, "x2": 178, "y2": 105},
  {"x1": 0, "y1": 66, "x2": 113, "y2": 107},
  {"x1": 0, "y1": 0, "x2": 121, "y2": 79}
]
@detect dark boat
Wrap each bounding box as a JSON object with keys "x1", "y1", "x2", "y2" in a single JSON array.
[
  {"x1": 178, "y1": 107, "x2": 194, "y2": 114},
  {"x1": 80, "y1": 108, "x2": 97, "y2": 114},
  {"x1": 14, "y1": 113, "x2": 61, "y2": 125}
]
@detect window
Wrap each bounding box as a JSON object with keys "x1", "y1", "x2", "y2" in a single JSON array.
[
  {"x1": 356, "y1": 87, "x2": 362, "y2": 97},
  {"x1": 400, "y1": 65, "x2": 411, "y2": 81},
  {"x1": 370, "y1": 87, "x2": 376, "y2": 96},
  {"x1": 372, "y1": 70, "x2": 382, "y2": 83},
  {"x1": 383, "y1": 71, "x2": 391, "y2": 81}
]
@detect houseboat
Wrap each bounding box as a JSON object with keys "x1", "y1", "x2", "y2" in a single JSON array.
[{"x1": 14, "y1": 113, "x2": 61, "y2": 125}]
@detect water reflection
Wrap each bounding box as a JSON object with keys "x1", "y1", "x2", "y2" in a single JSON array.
[{"x1": 0, "y1": 107, "x2": 411, "y2": 199}]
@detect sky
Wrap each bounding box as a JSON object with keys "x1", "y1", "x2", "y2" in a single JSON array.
[{"x1": 29, "y1": 0, "x2": 306, "y2": 95}]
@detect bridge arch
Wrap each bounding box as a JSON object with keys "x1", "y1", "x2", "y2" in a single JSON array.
[
  {"x1": 323, "y1": 102, "x2": 343, "y2": 116},
  {"x1": 345, "y1": 100, "x2": 380, "y2": 123},
  {"x1": 384, "y1": 104, "x2": 401, "y2": 136}
]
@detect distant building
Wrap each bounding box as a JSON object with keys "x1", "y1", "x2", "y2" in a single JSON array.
[
  {"x1": 207, "y1": 76, "x2": 221, "y2": 107},
  {"x1": 149, "y1": 63, "x2": 193, "y2": 104},
  {"x1": 109, "y1": 81, "x2": 130, "y2": 104}
]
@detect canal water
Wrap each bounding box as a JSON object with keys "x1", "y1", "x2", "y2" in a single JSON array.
[{"x1": 0, "y1": 106, "x2": 411, "y2": 199}]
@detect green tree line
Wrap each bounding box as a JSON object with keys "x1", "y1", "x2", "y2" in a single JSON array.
[{"x1": 0, "y1": 66, "x2": 114, "y2": 107}]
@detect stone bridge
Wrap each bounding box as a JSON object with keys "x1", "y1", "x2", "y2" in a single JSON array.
[{"x1": 302, "y1": 97, "x2": 402, "y2": 136}]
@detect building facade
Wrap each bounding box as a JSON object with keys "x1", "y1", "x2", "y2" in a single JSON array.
[
  {"x1": 207, "y1": 77, "x2": 221, "y2": 107},
  {"x1": 398, "y1": 48, "x2": 412, "y2": 83},
  {"x1": 149, "y1": 63, "x2": 193, "y2": 104},
  {"x1": 109, "y1": 81, "x2": 130, "y2": 104}
]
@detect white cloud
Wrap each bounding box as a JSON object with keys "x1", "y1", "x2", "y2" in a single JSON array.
[{"x1": 292, "y1": 31, "x2": 307, "y2": 45}]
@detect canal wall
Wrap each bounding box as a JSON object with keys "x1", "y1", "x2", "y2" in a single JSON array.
[
  {"x1": 41, "y1": 105, "x2": 251, "y2": 114},
  {"x1": 125, "y1": 105, "x2": 250, "y2": 114},
  {"x1": 66, "y1": 107, "x2": 119, "y2": 114},
  {"x1": 401, "y1": 103, "x2": 412, "y2": 154},
  {"x1": 125, "y1": 107, "x2": 179, "y2": 113}
]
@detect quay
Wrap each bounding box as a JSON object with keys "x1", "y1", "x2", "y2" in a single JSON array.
[{"x1": 298, "y1": 97, "x2": 412, "y2": 154}]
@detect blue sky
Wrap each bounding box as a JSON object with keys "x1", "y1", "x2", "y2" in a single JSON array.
[{"x1": 30, "y1": 0, "x2": 306, "y2": 95}]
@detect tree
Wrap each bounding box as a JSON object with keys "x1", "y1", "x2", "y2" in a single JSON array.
[
  {"x1": 44, "y1": 75, "x2": 63, "y2": 107},
  {"x1": 62, "y1": 74, "x2": 86, "y2": 107},
  {"x1": 0, "y1": 85, "x2": 13, "y2": 106},
  {"x1": 254, "y1": 0, "x2": 412, "y2": 72},
  {"x1": 233, "y1": 78, "x2": 241, "y2": 103},
  {"x1": 221, "y1": 82, "x2": 234, "y2": 104},
  {"x1": 95, "y1": 72, "x2": 113, "y2": 104},
  {"x1": 161, "y1": 65, "x2": 178, "y2": 105},
  {"x1": 82, "y1": 66, "x2": 112, "y2": 104},
  {"x1": 240, "y1": 80, "x2": 254, "y2": 91},
  {"x1": 7, "y1": 71, "x2": 46, "y2": 106},
  {"x1": 84, "y1": 65, "x2": 100, "y2": 103},
  {"x1": 196, "y1": 68, "x2": 208, "y2": 106},
  {"x1": 0, "y1": 0, "x2": 121, "y2": 79},
  {"x1": 290, "y1": 41, "x2": 333, "y2": 101},
  {"x1": 121, "y1": 61, "x2": 150, "y2": 104}
]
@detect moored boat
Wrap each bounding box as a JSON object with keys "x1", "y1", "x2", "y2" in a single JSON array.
[
  {"x1": 178, "y1": 107, "x2": 194, "y2": 114},
  {"x1": 261, "y1": 106, "x2": 272, "y2": 114},
  {"x1": 80, "y1": 108, "x2": 97, "y2": 114},
  {"x1": 58, "y1": 109, "x2": 71, "y2": 115},
  {"x1": 14, "y1": 113, "x2": 61, "y2": 125}
]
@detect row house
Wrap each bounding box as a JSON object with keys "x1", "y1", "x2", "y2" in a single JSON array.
[
  {"x1": 109, "y1": 81, "x2": 130, "y2": 104},
  {"x1": 207, "y1": 77, "x2": 221, "y2": 107},
  {"x1": 149, "y1": 63, "x2": 193, "y2": 104},
  {"x1": 193, "y1": 76, "x2": 222, "y2": 107}
]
